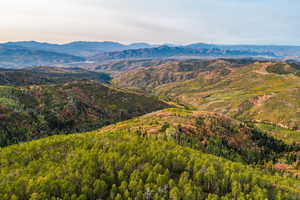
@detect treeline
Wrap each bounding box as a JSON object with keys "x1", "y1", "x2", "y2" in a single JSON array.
[{"x1": 0, "y1": 120, "x2": 111, "y2": 147}]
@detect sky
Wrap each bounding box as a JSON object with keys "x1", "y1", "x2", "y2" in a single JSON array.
[{"x1": 0, "y1": 0, "x2": 300, "y2": 45}]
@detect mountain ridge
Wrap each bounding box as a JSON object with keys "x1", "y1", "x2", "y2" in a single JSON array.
[
  {"x1": 0, "y1": 45, "x2": 85, "y2": 68},
  {"x1": 0, "y1": 66, "x2": 111, "y2": 86},
  {"x1": 113, "y1": 60, "x2": 300, "y2": 130},
  {"x1": 0, "y1": 70, "x2": 169, "y2": 147},
  {"x1": 2, "y1": 41, "x2": 300, "y2": 69},
  {"x1": 90, "y1": 45, "x2": 276, "y2": 61},
  {"x1": 2, "y1": 41, "x2": 155, "y2": 57}
]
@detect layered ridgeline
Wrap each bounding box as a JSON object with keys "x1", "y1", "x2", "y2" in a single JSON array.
[
  {"x1": 2, "y1": 41, "x2": 154, "y2": 57},
  {"x1": 0, "y1": 76, "x2": 169, "y2": 147},
  {"x1": 114, "y1": 60, "x2": 300, "y2": 130},
  {"x1": 113, "y1": 59, "x2": 255, "y2": 88},
  {"x1": 0, "y1": 45, "x2": 85, "y2": 68},
  {"x1": 2, "y1": 41, "x2": 300, "y2": 69},
  {"x1": 90, "y1": 46, "x2": 275, "y2": 62},
  {"x1": 95, "y1": 59, "x2": 176, "y2": 73},
  {"x1": 0, "y1": 66, "x2": 111, "y2": 86},
  {"x1": 68, "y1": 59, "x2": 176, "y2": 75},
  {"x1": 1, "y1": 108, "x2": 300, "y2": 199}
]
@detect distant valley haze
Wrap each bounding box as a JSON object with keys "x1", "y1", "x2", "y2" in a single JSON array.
[{"x1": 1, "y1": 0, "x2": 300, "y2": 67}]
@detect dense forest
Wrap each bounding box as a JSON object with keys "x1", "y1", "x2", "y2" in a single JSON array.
[
  {"x1": 1, "y1": 131, "x2": 300, "y2": 200},
  {"x1": 0, "y1": 66, "x2": 111, "y2": 86}
]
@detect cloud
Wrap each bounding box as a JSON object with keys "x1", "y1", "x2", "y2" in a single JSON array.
[{"x1": 0, "y1": 0, "x2": 299, "y2": 45}]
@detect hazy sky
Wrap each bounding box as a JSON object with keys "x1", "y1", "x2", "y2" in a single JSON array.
[{"x1": 1, "y1": 0, "x2": 299, "y2": 45}]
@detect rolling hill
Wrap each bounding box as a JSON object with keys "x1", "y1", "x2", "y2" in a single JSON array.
[
  {"x1": 0, "y1": 66, "x2": 111, "y2": 86},
  {"x1": 99, "y1": 108, "x2": 291, "y2": 164},
  {"x1": 66, "y1": 59, "x2": 177, "y2": 75},
  {"x1": 113, "y1": 60, "x2": 300, "y2": 130},
  {"x1": 90, "y1": 46, "x2": 276, "y2": 62},
  {"x1": 113, "y1": 59, "x2": 255, "y2": 88},
  {"x1": 1, "y1": 52, "x2": 300, "y2": 199},
  {"x1": 0, "y1": 110, "x2": 300, "y2": 199},
  {"x1": 95, "y1": 59, "x2": 176, "y2": 73},
  {"x1": 0, "y1": 80, "x2": 169, "y2": 147},
  {"x1": 1, "y1": 55, "x2": 300, "y2": 199}
]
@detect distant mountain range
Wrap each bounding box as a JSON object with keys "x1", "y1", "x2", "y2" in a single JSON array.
[
  {"x1": 0, "y1": 45, "x2": 85, "y2": 68},
  {"x1": 187, "y1": 43, "x2": 300, "y2": 57},
  {"x1": 0, "y1": 41, "x2": 155, "y2": 68},
  {"x1": 1, "y1": 41, "x2": 154, "y2": 57},
  {"x1": 1, "y1": 41, "x2": 300, "y2": 68},
  {"x1": 90, "y1": 45, "x2": 276, "y2": 61},
  {"x1": 0, "y1": 66, "x2": 111, "y2": 86}
]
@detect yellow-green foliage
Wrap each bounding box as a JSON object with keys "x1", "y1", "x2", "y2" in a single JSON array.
[
  {"x1": 0, "y1": 130, "x2": 300, "y2": 199},
  {"x1": 154, "y1": 62, "x2": 300, "y2": 129},
  {"x1": 98, "y1": 108, "x2": 290, "y2": 164},
  {"x1": 256, "y1": 123, "x2": 300, "y2": 144}
]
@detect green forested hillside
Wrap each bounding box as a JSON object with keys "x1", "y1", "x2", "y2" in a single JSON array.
[
  {"x1": 0, "y1": 80, "x2": 169, "y2": 147},
  {"x1": 0, "y1": 66, "x2": 111, "y2": 86},
  {"x1": 2, "y1": 59, "x2": 300, "y2": 199},
  {"x1": 99, "y1": 108, "x2": 297, "y2": 164},
  {"x1": 1, "y1": 130, "x2": 300, "y2": 200}
]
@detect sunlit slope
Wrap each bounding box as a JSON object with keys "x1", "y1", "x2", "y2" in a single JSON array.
[
  {"x1": 113, "y1": 59, "x2": 254, "y2": 88},
  {"x1": 99, "y1": 108, "x2": 292, "y2": 164},
  {"x1": 0, "y1": 125, "x2": 300, "y2": 199},
  {"x1": 154, "y1": 62, "x2": 300, "y2": 129}
]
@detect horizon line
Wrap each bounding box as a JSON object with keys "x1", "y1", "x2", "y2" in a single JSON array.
[{"x1": 1, "y1": 40, "x2": 300, "y2": 47}]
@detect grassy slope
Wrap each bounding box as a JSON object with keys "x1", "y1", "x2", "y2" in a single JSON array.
[
  {"x1": 113, "y1": 59, "x2": 252, "y2": 88},
  {"x1": 0, "y1": 80, "x2": 169, "y2": 147},
  {"x1": 0, "y1": 124, "x2": 300, "y2": 199},
  {"x1": 153, "y1": 62, "x2": 300, "y2": 129},
  {"x1": 95, "y1": 59, "x2": 175, "y2": 73}
]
